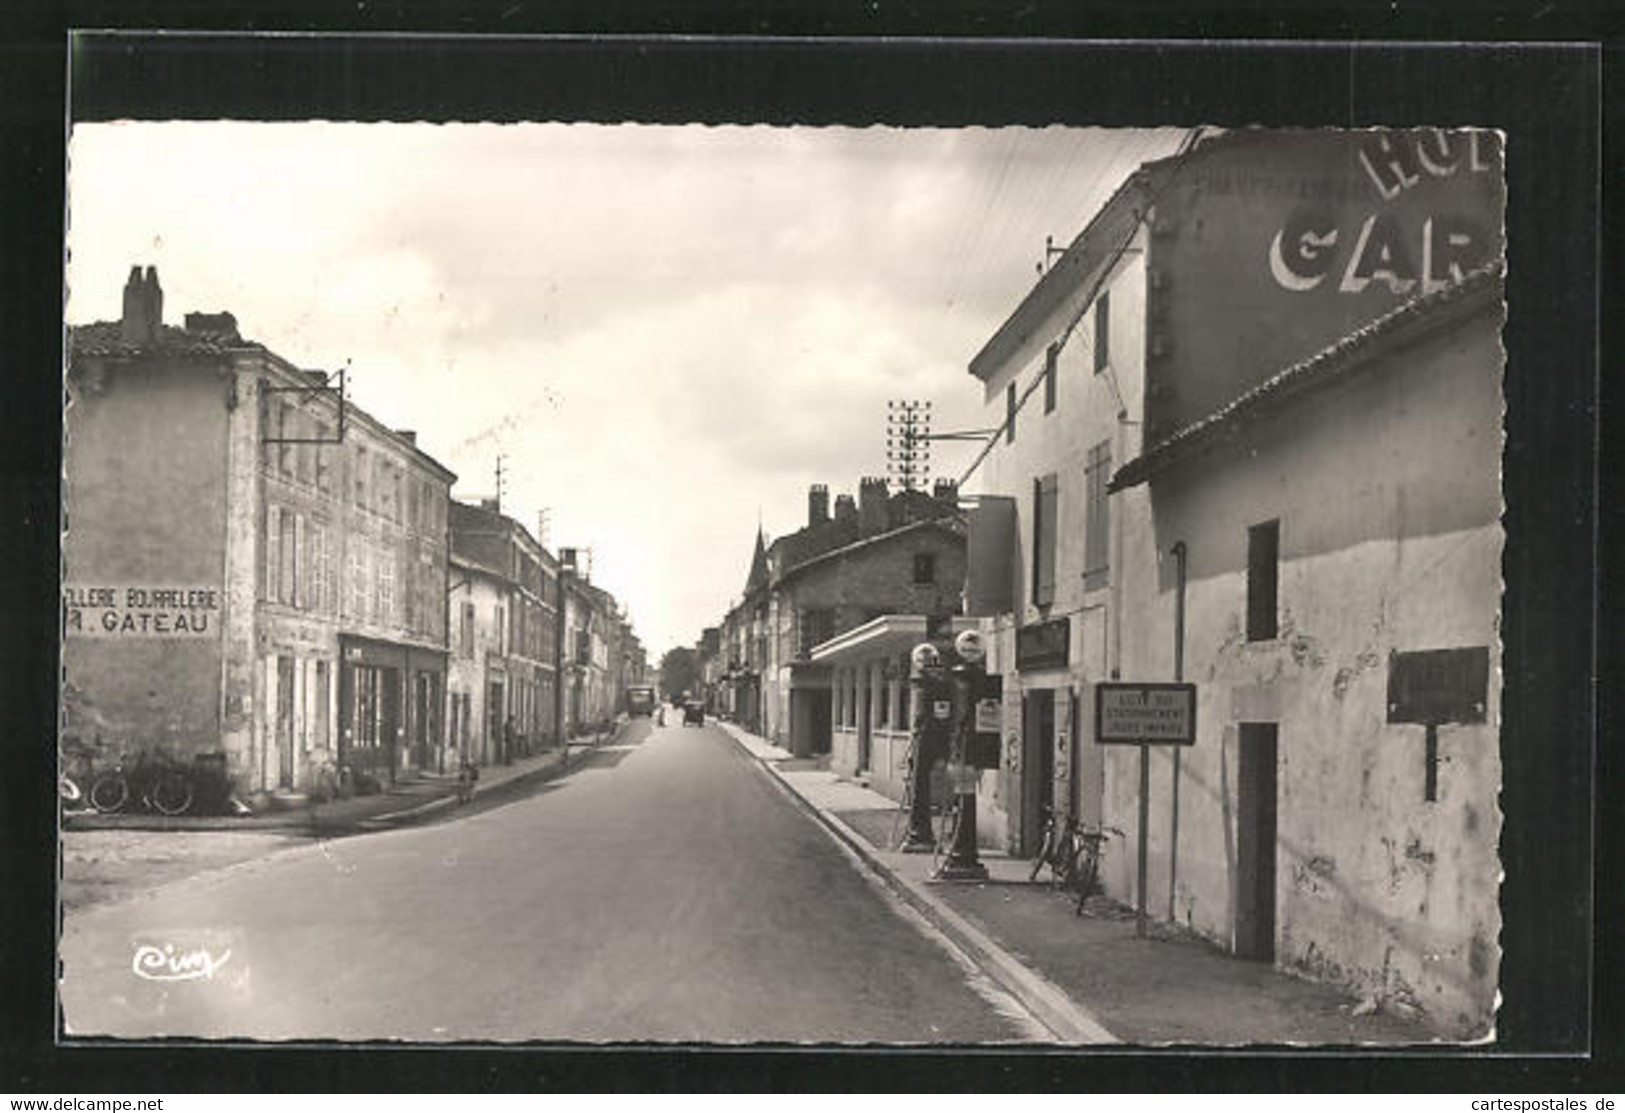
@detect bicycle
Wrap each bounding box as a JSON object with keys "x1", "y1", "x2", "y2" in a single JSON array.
[
  {"x1": 89, "y1": 747, "x2": 194, "y2": 816},
  {"x1": 58, "y1": 736, "x2": 103, "y2": 811},
  {"x1": 1028, "y1": 804, "x2": 1081, "y2": 886},
  {"x1": 1067, "y1": 822, "x2": 1123, "y2": 916},
  {"x1": 310, "y1": 757, "x2": 355, "y2": 804}
]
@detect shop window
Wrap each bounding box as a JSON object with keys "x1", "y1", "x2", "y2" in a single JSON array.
[
  {"x1": 1247, "y1": 519, "x2": 1280, "y2": 641},
  {"x1": 1084, "y1": 441, "x2": 1111, "y2": 590}
]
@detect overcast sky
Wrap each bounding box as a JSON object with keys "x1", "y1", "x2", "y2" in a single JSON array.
[{"x1": 66, "y1": 123, "x2": 1185, "y2": 657}]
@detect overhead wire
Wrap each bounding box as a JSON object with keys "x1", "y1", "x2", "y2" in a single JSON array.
[{"x1": 954, "y1": 126, "x2": 1208, "y2": 491}]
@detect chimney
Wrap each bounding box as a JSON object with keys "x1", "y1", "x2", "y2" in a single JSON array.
[
  {"x1": 833, "y1": 494, "x2": 858, "y2": 527},
  {"x1": 933, "y1": 478, "x2": 959, "y2": 505},
  {"x1": 183, "y1": 311, "x2": 239, "y2": 342},
  {"x1": 858, "y1": 476, "x2": 888, "y2": 535},
  {"x1": 119, "y1": 265, "x2": 163, "y2": 347},
  {"x1": 479, "y1": 497, "x2": 499, "y2": 512},
  {"x1": 397, "y1": 430, "x2": 417, "y2": 445},
  {"x1": 808, "y1": 483, "x2": 829, "y2": 527}
]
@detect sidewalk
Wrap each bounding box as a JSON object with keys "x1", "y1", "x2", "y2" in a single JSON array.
[
  {"x1": 62, "y1": 722, "x2": 626, "y2": 836},
  {"x1": 720, "y1": 721, "x2": 1441, "y2": 1047}
]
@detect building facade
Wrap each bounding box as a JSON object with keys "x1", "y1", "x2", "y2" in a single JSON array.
[
  {"x1": 447, "y1": 499, "x2": 561, "y2": 765},
  {"x1": 958, "y1": 129, "x2": 1505, "y2": 1035},
  {"x1": 64, "y1": 267, "x2": 455, "y2": 798}
]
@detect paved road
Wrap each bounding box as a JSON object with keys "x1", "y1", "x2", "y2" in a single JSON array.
[{"x1": 60, "y1": 720, "x2": 1036, "y2": 1043}]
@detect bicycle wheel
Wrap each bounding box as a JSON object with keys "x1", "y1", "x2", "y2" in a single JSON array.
[
  {"x1": 89, "y1": 772, "x2": 129, "y2": 814},
  {"x1": 1029, "y1": 821, "x2": 1055, "y2": 882},
  {"x1": 149, "y1": 769, "x2": 194, "y2": 816}
]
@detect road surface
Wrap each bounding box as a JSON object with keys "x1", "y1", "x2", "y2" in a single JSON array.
[{"x1": 59, "y1": 719, "x2": 1038, "y2": 1043}]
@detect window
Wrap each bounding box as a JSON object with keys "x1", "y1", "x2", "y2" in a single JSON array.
[
  {"x1": 798, "y1": 609, "x2": 834, "y2": 657},
  {"x1": 496, "y1": 604, "x2": 507, "y2": 656},
  {"x1": 353, "y1": 446, "x2": 369, "y2": 507},
  {"x1": 1006, "y1": 381, "x2": 1017, "y2": 443},
  {"x1": 1044, "y1": 344, "x2": 1058, "y2": 414},
  {"x1": 349, "y1": 545, "x2": 369, "y2": 623},
  {"x1": 897, "y1": 654, "x2": 911, "y2": 726},
  {"x1": 278, "y1": 402, "x2": 295, "y2": 475},
  {"x1": 1084, "y1": 441, "x2": 1111, "y2": 590},
  {"x1": 263, "y1": 503, "x2": 280, "y2": 601},
  {"x1": 878, "y1": 668, "x2": 891, "y2": 729},
  {"x1": 309, "y1": 520, "x2": 330, "y2": 613},
  {"x1": 1247, "y1": 519, "x2": 1280, "y2": 641},
  {"x1": 1093, "y1": 290, "x2": 1110, "y2": 373},
  {"x1": 1032, "y1": 473, "x2": 1058, "y2": 607},
  {"x1": 314, "y1": 423, "x2": 332, "y2": 492},
  {"x1": 377, "y1": 549, "x2": 395, "y2": 625},
  {"x1": 461, "y1": 601, "x2": 476, "y2": 657},
  {"x1": 294, "y1": 413, "x2": 314, "y2": 486},
  {"x1": 912, "y1": 552, "x2": 937, "y2": 585},
  {"x1": 271, "y1": 507, "x2": 297, "y2": 605}
]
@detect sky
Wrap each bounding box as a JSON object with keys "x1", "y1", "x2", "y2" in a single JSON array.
[{"x1": 66, "y1": 123, "x2": 1186, "y2": 658}]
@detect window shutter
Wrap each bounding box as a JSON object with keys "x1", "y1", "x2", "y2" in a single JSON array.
[
  {"x1": 293, "y1": 512, "x2": 306, "y2": 608},
  {"x1": 265, "y1": 503, "x2": 281, "y2": 600}
]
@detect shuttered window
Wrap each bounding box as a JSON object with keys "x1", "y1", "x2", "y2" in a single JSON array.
[
  {"x1": 1032, "y1": 473, "x2": 1058, "y2": 607},
  {"x1": 1084, "y1": 441, "x2": 1111, "y2": 590}
]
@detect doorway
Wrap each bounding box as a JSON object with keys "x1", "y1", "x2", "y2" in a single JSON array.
[
  {"x1": 857, "y1": 675, "x2": 872, "y2": 773},
  {"x1": 1236, "y1": 722, "x2": 1279, "y2": 962},
  {"x1": 1022, "y1": 689, "x2": 1056, "y2": 855},
  {"x1": 276, "y1": 656, "x2": 296, "y2": 789}
]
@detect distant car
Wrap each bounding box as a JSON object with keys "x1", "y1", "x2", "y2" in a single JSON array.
[
  {"x1": 683, "y1": 701, "x2": 705, "y2": 726},
  {"x1": 627, "y1": 686, "x2": 656, "y2": 717}
]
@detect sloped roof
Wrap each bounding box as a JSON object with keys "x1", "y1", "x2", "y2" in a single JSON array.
[
  {"x1": 774, "y1": 516, "x2": 966, "y2": 588},
  {"x1": 1110, "y1": 261, "x2": 1504, "y2": 492},
  {"x1": 744, "y1": 528, "x2": 770, "y2": 596},
  {"x1": 69, "y1": 320, "x2": 263, "y2": 359}
]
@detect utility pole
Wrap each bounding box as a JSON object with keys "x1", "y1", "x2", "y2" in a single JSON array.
[
  {"x1": 494, "y1": 454, "x2": 506, "y2": 512},
  {"x1": 886, "y1": 400, "x2": 933, "y2": 492}
]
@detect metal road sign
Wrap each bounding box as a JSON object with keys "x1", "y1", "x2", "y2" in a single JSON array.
[{"x1": 1095, "y1": 682, "x2": 1198, "y2": 745}]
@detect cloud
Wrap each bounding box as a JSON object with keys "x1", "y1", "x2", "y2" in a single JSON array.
[{"x1": 65, "y1": 121, "x2": 1187, "y2": 654}]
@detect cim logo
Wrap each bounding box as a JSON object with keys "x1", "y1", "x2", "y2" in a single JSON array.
[{"x1": 1267, "y1": 129, "x2": 1500, "y2": 297}]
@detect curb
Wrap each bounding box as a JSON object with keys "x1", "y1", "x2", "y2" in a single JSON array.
[{"x1": 718, "y1": 723, "x2": 1118, "y2": 1045}]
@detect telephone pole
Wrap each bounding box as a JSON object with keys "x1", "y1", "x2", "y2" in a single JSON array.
[{"x1": 886, "y1": 400, "x2": 932, "y2": 492}]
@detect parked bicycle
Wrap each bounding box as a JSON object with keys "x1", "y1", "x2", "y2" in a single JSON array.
[
  {"x1": 88, "y1": 746, "x2": 194, "y2": 816},
  {"x1": 310, "y1": 757, "x2": 355, "y2": 804},
  {"x1": 59, "y1": 736, "x2": 109, "y2": 810},
  {"x1": 1029, "y1": 804, "x2": 1081, "y2": 887},
  {"x1": 1067, "y1": 822, "x2": 1123, "y2": 916}
]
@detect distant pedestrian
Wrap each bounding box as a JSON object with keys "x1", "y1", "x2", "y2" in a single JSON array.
[
  {"x1": 502, "y1": 715, "x2": 516, "y2": 765},
  {"x1": 457, "y1": 756, "x2": 479, "y2": 804}
]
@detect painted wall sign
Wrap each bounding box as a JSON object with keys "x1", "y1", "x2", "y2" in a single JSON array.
[
  {"x1": 1146, "y1": 128, "x2": 1505, "y2": 445},
  {"x1": 63, "y1": 583, "x2": 221, "y2": 638},
  {"x1": 1095, "y1": 682, "x2": 1198, "y2": 745},
  {"x1": 1016, "y1": 617, "x2": 1070, "y2": 671},
  {"x1": 1386, "y1": 646, "x2": 1489, "y2": 725}
]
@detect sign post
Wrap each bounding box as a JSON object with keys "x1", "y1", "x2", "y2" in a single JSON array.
[{"x1": 1095, "y1": 682, "x2": 1197, "y2": 938}]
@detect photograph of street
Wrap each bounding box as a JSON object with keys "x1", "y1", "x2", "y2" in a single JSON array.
[{"x1": 59, "y1": 120, "x2": 1506, "y2": 1045}]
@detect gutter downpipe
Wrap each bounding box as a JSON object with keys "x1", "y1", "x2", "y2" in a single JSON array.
[{"x1": 1169, "y1": 540, "x2": 1187, "y2": 923}]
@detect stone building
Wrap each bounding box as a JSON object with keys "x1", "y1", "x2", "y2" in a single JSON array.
[
  {"x1": 764, "y1": 479, "x2": 967, "y2": 758},
  {"x1": 64, "y1": 266, "x2": 455, "y2": 797},
  {"x1": 447, "y1": 499, "x2": 560, "y2": 765},
  {"x1": 958, "y1": 129, "x2": 1505, "y2": 1036}
]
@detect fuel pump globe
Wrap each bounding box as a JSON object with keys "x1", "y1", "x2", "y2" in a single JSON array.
[{"x1": 953, "y1": 628, "x2": 986, "y2": 665}]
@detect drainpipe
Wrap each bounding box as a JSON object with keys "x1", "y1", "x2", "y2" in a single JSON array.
[{"x1": 1168, "y1": 541, "x2": 1187, "y2": 923}]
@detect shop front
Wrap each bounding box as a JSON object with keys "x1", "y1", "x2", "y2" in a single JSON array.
[{"x1": 339, "y1": 635, "x2": 446, "y2": 784}]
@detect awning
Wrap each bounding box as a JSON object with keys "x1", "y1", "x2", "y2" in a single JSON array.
[{"x1": 809, "y1": 615, "x2": 979, "y2": 666}]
